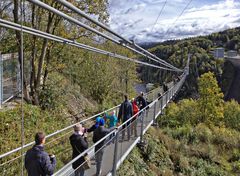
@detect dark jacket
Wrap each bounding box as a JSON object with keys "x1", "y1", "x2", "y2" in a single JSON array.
[
  {"x1": 136, "y1": 96, "x2": 147, "y2": 110},
  {"x1": 69, "y1": 133, "x2": 88, "y2": 169},
  {"x1": 87, "y1": 124, "x2": 98, "y2": 133},
  {"x1": 25, "y1": 145, "x2": 56, "y2": 176},
  {"x1": 93, "y1": 126, "x2": 113, "y2": 152},
  {"x1": 118, "y1": 100, "x2": 133, "y2": 122}
]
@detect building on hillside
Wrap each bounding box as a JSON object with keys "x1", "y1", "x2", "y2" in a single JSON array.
[
  {"x1": 227, "y1": 50, "x2": 237, "y2": 57},
  {"x1": 214, "y1": 48, "x2": 224, "y2": 59}
]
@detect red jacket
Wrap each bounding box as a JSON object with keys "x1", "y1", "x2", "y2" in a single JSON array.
[{"x1": 132, "y1": 100, "x2": 139, "y2": 117}]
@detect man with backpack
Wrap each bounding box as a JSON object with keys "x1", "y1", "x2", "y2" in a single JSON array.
[{"x1": 118, "y1": 94, "x2": 133, "y2": 141}]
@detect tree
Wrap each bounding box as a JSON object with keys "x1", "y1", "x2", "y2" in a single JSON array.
[
  {"x1": 197, "y1": 72, "x2": 224, "y2": 125},
  {"x1": 11, "y1": 0, "x2": 109, "y2": 105},
  {"x1": 224, "y1": 100, "x2": 240, "y2": 131}
]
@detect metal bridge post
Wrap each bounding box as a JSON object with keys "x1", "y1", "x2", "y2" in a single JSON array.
[
  {"x1": 168, "y1": 91, "x2": 170, "y2": 102},
  {"x1": 160, "y1": 95, "x2": 163, "y2": 110},
  {"x1": 139, "y1": 109, "x2": 146, "y2": 144},
  {"x1": 0, "y1": 52, "x2": 2, "y2": 108},
  {"x1": 152, "y1": 102, "x2": 157, "y2": 126},
  {"x1": 165, "y1": 93, "x2": 167, "y2": 106},
  {"x1": 112, "y1": 130, "x2": 119, "y2": 176}
]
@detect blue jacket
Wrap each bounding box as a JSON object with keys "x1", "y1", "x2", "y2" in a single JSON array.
[
  {"x1": 25, "y1": 145, "x2": 56, "y2": 176},
  {"x1": 105, "y1": 114, "x2": 118, "y2": 128}
]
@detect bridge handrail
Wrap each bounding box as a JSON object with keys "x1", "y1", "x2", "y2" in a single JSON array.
[
  {"x1": 53, "y1": 93, "x2": 158, "y2": 175},
  {"x1": 53, "y1": 73, "x2": 187, "y2": 175},
  {"x1": 0, "y1": 85, "x2": 161, "y2": 159}
]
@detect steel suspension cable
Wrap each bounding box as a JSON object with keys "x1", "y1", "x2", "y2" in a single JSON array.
[
  {"x1": 0, "y1": 1, "x2": 184, "y2": 163},
  {"x1": 19, "y1": 0, "x2": 25, "y2": 175},
  {"x1": 0, "y1": 79, "x2": 164, "y2": 162},
  {"x1": 0, "y1": 19, "x2": 178, "y2": 72},
  {"x1": 55, "y1": 0, "x2": 181, "y2": 71},
  {"x1": 149, "y1": 0, "x2": 168, "y2": 34},
  {"x1": 164, "y1": 0, "x2": 193, "y2": 38},
  {"x1": 27, "y1": 0, "x2": 181, "y2": 72},
  {"x1": 56, "y1": 0, "x2": 182, "y2": 72}
]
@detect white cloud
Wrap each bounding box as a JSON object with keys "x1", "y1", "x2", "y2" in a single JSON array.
[{"x1": 108, "y1": 0, "x2": 240, "y2": 43}]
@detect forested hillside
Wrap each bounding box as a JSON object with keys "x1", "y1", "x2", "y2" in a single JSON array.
[
  {"x1": 119, "y1": 72, "x2": 240, "y2": 176},
  {"x1": 0, "y1": 1, "x2": 139, "y2": 174},
  {"x1": 0, "y1": 1, "x2": 240, "y2": 175},
  {"x1": 139, "y1": 27, "x2": 240, "y2": 99}
]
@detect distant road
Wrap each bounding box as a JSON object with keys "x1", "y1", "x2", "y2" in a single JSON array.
[{"x1": 225, "y1": 57, "x2": 240, "y2": 103}]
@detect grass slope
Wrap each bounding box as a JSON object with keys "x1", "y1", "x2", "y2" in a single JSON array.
[{"x1": 118, "y1": 126, "x2": 240, "y2": 176}]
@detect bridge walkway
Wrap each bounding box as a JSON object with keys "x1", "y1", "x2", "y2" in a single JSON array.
[{"x1": 55, "y1": 74, "x2": 186, "y2": 176}]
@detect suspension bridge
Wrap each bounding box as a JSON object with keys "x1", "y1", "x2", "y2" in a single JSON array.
[{"x1": 0, "y1": 0, "x2": 192, "y2": 175}]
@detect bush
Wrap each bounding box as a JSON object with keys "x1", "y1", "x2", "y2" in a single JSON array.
[
  {"x1": 195, "y1": 123, "x2": 212, "y2": 143},
  {"x1": 171, "y1": 125, "x2": 195, "y2": 143},
  {"x1": 224, "y1": 100, "x2": 240, "y2": 131},
  {"x1": 211, "y1": 126, "x2": 240, "y2": 150},
  {"x1": 159, "y1": 99, "x2": 199, "y2": 127}
]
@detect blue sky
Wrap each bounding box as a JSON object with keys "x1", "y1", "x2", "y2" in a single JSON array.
[{"x1": 108, "y1": 0, "x2": 240, "y2": 43}]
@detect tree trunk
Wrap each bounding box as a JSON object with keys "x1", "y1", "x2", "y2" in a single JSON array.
[
  {"x1": 13, "y1": 0, "x2": 30, "y2": 103},
  {"x1": 33, "y1": 11, "x2": 55, "y2": 104},
  {"x1": 42, "y1": 15, "x2": 62, "y2": 90},
  {"x1": 30, "y1": 3, "x2": 38, "y2": 104}
]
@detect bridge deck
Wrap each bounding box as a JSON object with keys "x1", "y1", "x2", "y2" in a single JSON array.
[{"x1": 58, "y1": 92, "x2": 170, "y2": 176}]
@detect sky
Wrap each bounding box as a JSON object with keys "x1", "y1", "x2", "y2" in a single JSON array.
[{"x1": 108, "y1": 0, "x2": 240, "y2": 43}]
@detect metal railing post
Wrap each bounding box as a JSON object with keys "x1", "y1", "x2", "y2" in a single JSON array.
[
  {"x1": 153, "y1": 102, "x2": 156, "y2": 120},
  {"x1": 140, "y1": 110, "x2": 146, "y2": 143},
  {"x1": 152, "y1": 101, "x2": 157, "y2": 126},
  {"x1": 160, "y1": 96, "x2": 163, "y2": 112},
  {"x1": 0, "y1": 52, "x2": 2, "y2": 107},
  {"x1": 112, "y1": 130, "x2": 119, "y2": 176},
  {"x1": 165, "y1": 93, "x2": 167, "y2": 106}
]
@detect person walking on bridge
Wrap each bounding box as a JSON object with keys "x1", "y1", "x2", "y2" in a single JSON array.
[
  {"x1": 131, "y1": 98, "x2": 139, "y2": 137},
  {"x1": 104, "y1": 110, "x2": 118, "y2": 142},
  {"x1": 69, "y1": 123, "x2": 88, "y2": 176},
  {"x1": 118, "y1": 94, "x2": 133, "y2": 141},
  {"x1": 25, "y1": 132, "x2": 56, "y2": 176},
  {"x1": 87, "y1": 116, "x2": 101, "y2": 133},
  {"x1": 93, "y1": 118, "x2": 115, "y2": 176},
  {"x1": 136, "y1": 92, "x2": 147, "y2": 111}
]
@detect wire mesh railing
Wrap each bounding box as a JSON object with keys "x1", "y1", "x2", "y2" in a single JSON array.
[
  {"x1": 53, "y1": 73, "x2": 187, "y2": 176},
  {"x1": 0, "y1": 82, "x2": 169, "y2": 175},
  {"x1": 0, "y1": 53, "x2": 20, "y2": 106}
]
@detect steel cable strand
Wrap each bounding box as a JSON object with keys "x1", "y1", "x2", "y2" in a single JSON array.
[
  {"x1": 0, "y1": 19, "x2": 177, "y2": 71},
  {"x1": 27, "y1": 0, "x2": 181, "y2": 71}
]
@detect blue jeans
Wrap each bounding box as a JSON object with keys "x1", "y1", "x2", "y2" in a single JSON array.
[
  {"x1": 75, "y1": 166, "x2": 84, "y2": 176},
  {"x1": 122, "y1": 119, "x2": 131, "y2": 140},
  {"x1": 95, "y1": 150, "x2": 104, "y2": 176}
]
